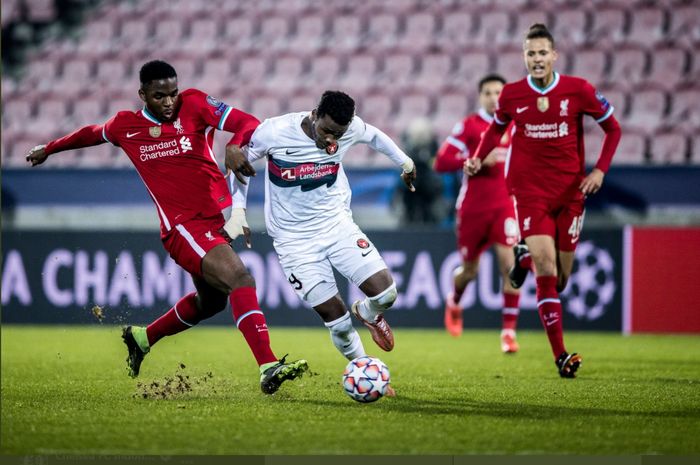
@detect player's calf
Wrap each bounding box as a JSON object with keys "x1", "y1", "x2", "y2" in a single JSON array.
[{"x1": 324, "y1": 312, "x2": 366, "y2": 360}]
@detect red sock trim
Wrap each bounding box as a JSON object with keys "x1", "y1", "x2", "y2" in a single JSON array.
[{"x1": 146, "y1": 292, "x2": 198, "y2": 346}]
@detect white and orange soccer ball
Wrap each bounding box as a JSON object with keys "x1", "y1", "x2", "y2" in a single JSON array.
[{"x1": 342, "y1": 356, "x2": 391, "y2": 403}]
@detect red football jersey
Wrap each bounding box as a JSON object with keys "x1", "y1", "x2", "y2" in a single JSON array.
[
  {"x1": 102, "y1": 89, "x2": 257, "y2": 234},
  {"x1": 493, "y1": 72, "x2": 614, "y2": 199}
]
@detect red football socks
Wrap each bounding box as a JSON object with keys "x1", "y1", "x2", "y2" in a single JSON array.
[
  {"x1": 146, "y1": 292, "x2": 198, "y2": 346},
  {"x1": 536, "y1": 276, "x2": 567, "y2": 358},
  {"x1": 230, "y1": 287, "x2": 277, "y2": 366},
  {"x1": 502, "y1": 291, "x2": 520, "y2": 331}
]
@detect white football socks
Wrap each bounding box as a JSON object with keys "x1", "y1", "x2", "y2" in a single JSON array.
[{"x1": 324, "y1": 312, "x2": 366, "y2": 360}]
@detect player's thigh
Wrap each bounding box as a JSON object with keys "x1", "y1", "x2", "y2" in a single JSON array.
[
  {"x1": 456, "y1": 208, "x2": 494, "y2": 262},
  {"x1": 162, "y1": 216, "x2": 227, "y2": 276},
  {"x1": 274, "y1": 240, "x2": 337, "y2": 307},
  {"x1": 524, "y1": 234, "x2": 557, "y2": 277},
  {"x1": 515, "y1": 198, "x2": 556, "y2": 242},
  {"x1": 327, "y1": 221, "x2": 389, "y2": 291}
]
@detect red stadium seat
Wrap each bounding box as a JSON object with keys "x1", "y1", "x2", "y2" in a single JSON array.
[
  {"x1": 357, "y1": 92, "x2": 394, "y2": 126},
  {"x1": 451, "y1": 51, "x2": 491, "y2": 90},
  {"x1": 287, "y1": 92, "x2": 318, "y2": 113},
  {"x1": 413, "y1": 52, "x2": 453, "y2": 92},
  {"x1": 307, "y1": 53, "x2": 342, "y2": 88},
  {"x1": 169, "y1": 57, "x2": 200, "y2": 83},
  {"x1": 338, "y1": 54, "x2": 380, "y2": 94},
  {"x1": 625, "y1": 8, "x2": 666, "y2": 47},
  {"x1": 583, "y1": 127, "x2": 605, "y2": 166},
  {"x1": 378, "y1": 53, "x2": 416, "y2": 91},
  {"x1": 668, "y1": 5, "x2": 700, "y2": 48},
  {"x1": 288, "y1": 15, "x2": 328, "y2": 53},
  {"x1": 649, "y1": 131, "x2": 689, "y2": 165},
  {"x1": 587, "y1": 7, "x2": 626, "y2": 46},
  {"x1": 258, "y1": 16, "x2": 291, "y2": 51},
  {"x1": 200, "y1": 57, "x2": 232, "y2": 81},
  {"x1": 71, "y1": 99, "x2": 106, "y2": 127},
  {"x1": 612, "y1": 130, "x2": 646, "y2": 165},
  {"x1": 248, "y1": 94, "x2": 283, "y2": 121},
  {"x1": 365, "y1": 13, "x2": 400, "y2": 50},
  {"x1": 394, "y1": 92, "x2": 432, "y2": 134},
  {"x1": 472, "y1": 11, "x2": 511, "y2": 47},
  {"x1": 551, "y1": 9, "x2": 590, "y2": 49},
  {"x1": 433, "y1": 90, "x2": 471, "y2": 142},
  {"x1": 436, "y1": 11, "x2": 475, "y2": 52},
  {"x1": 624, "y1": 88, "x2": 667, "y2": 133},
  {"x1": 606, "y1": 46, "x2": 647, "y2": 91},
  {"x1": 181, "y1": 17, "x2": 222, "y2": 54},
  {"x1": 332, "y1": 14, "x2": 365, "y2": 52},
  {"x1": 569, "y1": 49, "x2": 608, "y2": 85},
  {"x1": 235, "y1": 55, "x2": 269, "y2": 86},
  {"x1": 399, "y1": 12, "x2": 438, "y2": 51},
  {"x1": 644, "y1": 47, "x2": 689, "y2": 90},
  {"x1": 266, "y1": 54, "x2": 305, "y2": 94},
  {"x1": 692, "y1": 134, "x2": 700, "y2": 165},
  {"x1": 668, "y1": 88, "x2": 700, "y2": 132},
  {"x1": 512, "y1": 11, "x2": 553, "y2": 43},
  {"x1": 495, "y1": 48, "x2": 528, "y2": 82}
]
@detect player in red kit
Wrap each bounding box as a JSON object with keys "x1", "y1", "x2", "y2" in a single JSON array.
[
  {"x1": 26, "y1": 60, "x2": 308, "y2": 394},
  {"x1": 434, "y1": 74, "x2": 521, "y2": 353},
  {"x1": 467, "y1": 25, "x2": 622, "y2": 378}
]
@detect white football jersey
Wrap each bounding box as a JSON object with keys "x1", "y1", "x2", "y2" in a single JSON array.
[{"x1": 239, "y1": 112, "x2": 410, "y2": 241}]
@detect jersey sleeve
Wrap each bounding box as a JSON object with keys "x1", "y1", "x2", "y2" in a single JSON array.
[
  {"x1": 354, "y1": 116, "x2": 411, "y2": 167},
  {"x1": 492, "y1": 87, "x2": 512, "y2": 126},
  {"x1": 580, "y1": 80, "x2": 614, "y2": 123},
  {"x1": 101, "y1": 114, "x2": 120, "y2": 146},
  {"x1": 245, "y1": 119, "x2": 272, "y2": 162}
]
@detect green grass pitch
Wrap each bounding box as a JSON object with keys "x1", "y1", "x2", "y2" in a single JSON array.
[{"x1": 2, "y1": 325, "x2": 699, "y2": 455}]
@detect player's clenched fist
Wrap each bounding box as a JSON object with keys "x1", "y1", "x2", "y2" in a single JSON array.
[
  {"x1": 26, "y1": 144, "x2": 48, "y2": 166},
  {"x1": 464, "y1": 157, "x2": 482, "y2": 176}
]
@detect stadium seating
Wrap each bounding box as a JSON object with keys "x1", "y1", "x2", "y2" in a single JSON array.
[{"x1": 2, "y1": 0, "x2": 698, "y2": 168}]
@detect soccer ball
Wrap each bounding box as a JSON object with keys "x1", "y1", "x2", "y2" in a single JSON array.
[{"x1": 342, "y1": 356, "x2": 391, "y2": 403}]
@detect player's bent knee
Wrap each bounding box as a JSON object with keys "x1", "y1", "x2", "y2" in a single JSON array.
[
  {"x1": 370, "y1": 282, "x2": 397, "y2": 310},
  {"x1": 306, "y1": 281, "x2": 339, "y2": 309}
]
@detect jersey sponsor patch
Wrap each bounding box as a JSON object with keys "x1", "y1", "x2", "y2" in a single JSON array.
[{"x1": 268, "y1": 157, "x2": 340, "y2": 191}]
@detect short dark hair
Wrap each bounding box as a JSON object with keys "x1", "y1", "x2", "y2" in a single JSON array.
[
  {"x1": 525, "y1": 23, "x2": 555, "y2": 48},
  {"x1": 478, "y1": 74, "x2": 506, "y2": 92},
  {"x1": 139, "y1": 60, "x2": 177, "y2": 87},
  {"x1": 316, "y1": 90, "x2": 355, "y2": 126}
]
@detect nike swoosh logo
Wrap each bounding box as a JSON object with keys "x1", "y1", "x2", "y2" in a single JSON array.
[
  {"x1": 286, "y1": 149, "x2": 299, "y2": 155},
  {"x1": 361, "y1": 250, "x2": 373, "y2": 257},
  {"x1": 546, "y1": 319, "x2": 559, "y2": 326},
  {"x1": 571, "y1": 236, "x2": 579, "y2": 244},
  {"x1": 516, "y1": 107, "x2": 528, "y2": 114},
  {"x1": 126, "y1": 132, "x2": 140, "y2": 138}
]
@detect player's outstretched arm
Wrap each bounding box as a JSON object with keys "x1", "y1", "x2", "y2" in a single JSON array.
[
  {"x1": 359, "y1": 121, "x2": 416, "y2": 192},
  {"x1": 26, "y1": 124, "x2": 106, "y2": 167}
]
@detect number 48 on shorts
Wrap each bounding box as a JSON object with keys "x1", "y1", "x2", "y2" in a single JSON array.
[{"x1": 568, "y1": 213, "x2": 585, "y2": 244}]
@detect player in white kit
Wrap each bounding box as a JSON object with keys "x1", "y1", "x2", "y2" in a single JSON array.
[{"x1": 228, "y1": 91, "x2": 416, "y2": 361}]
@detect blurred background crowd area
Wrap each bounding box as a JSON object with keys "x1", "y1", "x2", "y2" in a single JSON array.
[{"x1": 2, "y1": 0, "x2": 699, "y2": 170}]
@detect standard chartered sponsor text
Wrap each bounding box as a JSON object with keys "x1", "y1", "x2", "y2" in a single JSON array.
[{"x1": 140, "y1": 139, "x2": 180, "y2": 161}]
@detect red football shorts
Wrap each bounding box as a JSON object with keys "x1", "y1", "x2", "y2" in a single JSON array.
[
  {"x1": 162, "y1": 213, "x2": 229, "y2": 277},
  {"x1": 515, "y1": 194, "x2": 585, "y2": 252},
  {"x1": 456, "y1": 200, "x2": 519, "y2": 261}
]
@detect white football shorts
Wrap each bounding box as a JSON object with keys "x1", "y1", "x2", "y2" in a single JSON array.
[{"x1": 273, "y1": 218, "x2": 387, "y2": 307}]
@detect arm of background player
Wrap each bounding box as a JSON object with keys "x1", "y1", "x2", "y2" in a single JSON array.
[{"x1": 433, "y1": 138, "x2": 467, "y2": 172}]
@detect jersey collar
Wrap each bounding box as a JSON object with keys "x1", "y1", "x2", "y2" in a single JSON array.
[
  {"x1": 141, "y1": 107, "x2": 161, "y2": 125},
  {"x1": 527, "y1": 71, "x2": 560, "y2": 95},
  {"x1": 477, "y1": 108, "x2": 494, "y2": 123}
]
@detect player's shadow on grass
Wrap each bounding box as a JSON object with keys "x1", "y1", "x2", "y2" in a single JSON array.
[{"x1": 294, "y1": 397, "x2": 700, "y2": 420}]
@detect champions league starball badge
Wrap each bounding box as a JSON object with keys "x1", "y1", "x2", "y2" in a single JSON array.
[{"x1": 326, "y1": 143, "x2": 338, "y2": 155}]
